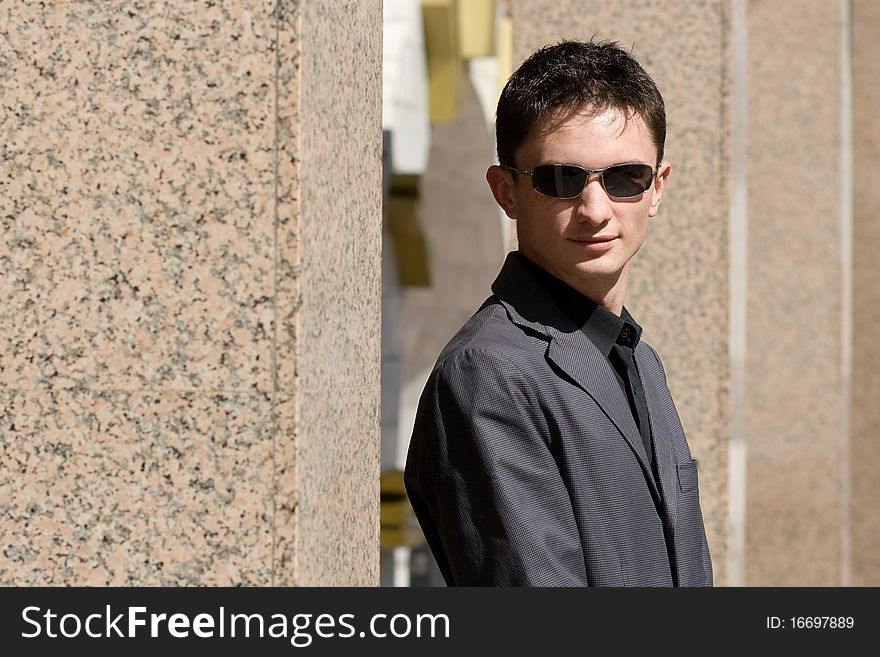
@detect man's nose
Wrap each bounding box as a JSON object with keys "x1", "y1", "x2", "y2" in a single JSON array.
[{"x1": 576, "y1": 173, "x2": 613, "y2": 224}]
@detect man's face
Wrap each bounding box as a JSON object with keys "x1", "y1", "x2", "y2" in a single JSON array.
[{"x1": 489, "y1": 107, "x2": 670, "y2": 301}]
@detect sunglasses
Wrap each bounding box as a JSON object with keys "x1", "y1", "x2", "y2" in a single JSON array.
[{"x1": 501, "y1": 162, "x2": 657, "y2": 199}]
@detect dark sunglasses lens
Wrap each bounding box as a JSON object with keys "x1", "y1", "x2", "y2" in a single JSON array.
[
  {"x1": 602, "y1": 164, "x2": 654, "y2": 198},
  {"x1": 531, "y1": 165, "x2": 587, "y2": 198}
]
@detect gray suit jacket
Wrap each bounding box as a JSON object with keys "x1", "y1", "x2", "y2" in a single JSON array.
[{"x1": 404, "y1": 252, "x2": 713, "y2": 586}]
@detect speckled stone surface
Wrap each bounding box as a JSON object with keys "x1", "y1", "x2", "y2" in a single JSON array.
[
  {"x1": 0, "y1": 389, "x2": 273, "y2": 585},
  {"x1": 2, "y1": 1, "x2": 279, "y2": 393},
  {"x1": 0, "y1": 1, "x2": 381, "y2": 585},
  {"x1": 514, "y1": 0, "x2": 730, "y2": 585},
  {"x1": 281, "y1": 0, "x2": 382, "y2": 586},
  {"x1": 745, "y1": 0, "x2": 844, "y2": 586},
  {"x1": 851, "y1": 0, "x2": 880, "y2": 586}
]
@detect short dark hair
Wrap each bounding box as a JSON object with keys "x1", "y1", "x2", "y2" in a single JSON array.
[{"x1": 495, "y1": 39, "x2": 666, "y2": 168}]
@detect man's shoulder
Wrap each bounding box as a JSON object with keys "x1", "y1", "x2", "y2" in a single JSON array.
[
  {"x1": 434, "y1": 295, "x2": 546, "y2": 372},
  {"x1": 635, "y1": 339, "x2": 667, "y2": 377}
]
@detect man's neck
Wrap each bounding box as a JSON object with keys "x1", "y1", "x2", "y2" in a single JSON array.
[
  {"x1": 520, "y1": 252, "x2": 629, "y2": 316},
  {"x1": 584, "y1": 270, "x2": 628, "y2": 316}
]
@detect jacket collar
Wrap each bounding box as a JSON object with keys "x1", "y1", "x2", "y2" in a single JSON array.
[{"x1": 491, "y1": 252, "x2": 663, "y2": 499}]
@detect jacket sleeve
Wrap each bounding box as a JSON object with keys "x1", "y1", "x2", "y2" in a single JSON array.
[{"x1": 404, "y1": 347, "x2": 588, "y2": 586}]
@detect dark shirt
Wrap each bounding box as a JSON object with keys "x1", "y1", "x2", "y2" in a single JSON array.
[{"x1": 514, "y1": 251, "x2": 655, "y2": 468}]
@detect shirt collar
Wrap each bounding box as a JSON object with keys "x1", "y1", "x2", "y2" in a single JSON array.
[
  {"x1": 513, "y1": 251, "x2": 642, "y2": 357},
  {"x1": 616, "y1": 307, "x2": 642, "y2": 350}
]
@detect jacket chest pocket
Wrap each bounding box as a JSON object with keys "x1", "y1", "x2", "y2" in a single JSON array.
[{"x1": 677, "y1": 459, "x2": 699, "y2": 492}]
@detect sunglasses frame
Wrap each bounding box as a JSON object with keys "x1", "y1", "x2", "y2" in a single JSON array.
[{"x1": 501, "y1": 162, "x2": 658, "y2": 200}]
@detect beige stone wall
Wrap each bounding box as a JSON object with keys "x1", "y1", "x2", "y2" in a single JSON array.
[
  {"x1": 292, "y1": 0, "x2": 382, "y2": 586},
  {"x1": 851, "y1": 0, "x2": 880, "y2": 587},
  {"x1": 513, "y1": 0, "x2": 732, "y2": 585},
  {"x1": 744, "y1": 0, "x2": 845, "y2": 586},
  {"x1": 0, "y1": 1, "x2": 381, "y2": 585}
]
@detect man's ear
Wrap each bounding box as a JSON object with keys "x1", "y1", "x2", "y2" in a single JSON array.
[
  {"x1": 647, "y1": 161, "x2": 671, "y2": 218},
  {"x1": 486, "y1": 165, "x2": 519, "y2": 219}
]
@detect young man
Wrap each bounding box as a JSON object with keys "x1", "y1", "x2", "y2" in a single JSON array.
[{"x1": 404, "y1": 40, "x2": 713, "y2": 586}]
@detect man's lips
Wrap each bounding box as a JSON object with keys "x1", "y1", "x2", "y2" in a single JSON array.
[
  {"x1": 570, "y1": 236, "x2": 618, "y2": 243},
  {"x1": 569, "y1": 236, "x2": 618, "y2": 252}
]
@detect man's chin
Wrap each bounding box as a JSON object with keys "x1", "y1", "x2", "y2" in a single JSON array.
[{"x1": 568, "y1": 259, "x2": 625, "y2": 282}]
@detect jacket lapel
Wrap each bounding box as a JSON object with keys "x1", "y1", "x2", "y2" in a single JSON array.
[
  {"x1": 546, "y1": 333, "x2": 660, "y2": 497},
  {"x1": 491, "y1": 253, "x2": 660, "y2": 497},
  {"x1": 634, "y1": 343, "x2": 678, "y2": 530}
]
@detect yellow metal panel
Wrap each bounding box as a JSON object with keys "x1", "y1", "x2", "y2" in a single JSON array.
[
  {"x1": 380, "y1": 526, "x2": 426, "y2": 550},
  {"x1": 422, "y1": 0, "x2": 462, "y2": 123},
  {"x1": 458, "y1": 0, "x2": 496, "y2": 59},
  {"x1": 381, "y1": 498, "x2": 409, "y2": 527},
  {"x1": 496, "y1": 12, "x2": 513, "y2": 101},
  {"x1": 388, "y1": 175, "x2": 431, "y2": 286},
  {"x1": 381, "y1": 470, "x2": 407, "y2": 497},
  {"x1": 380, "y1": 469, "x2": 425, "y2": 549}
]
